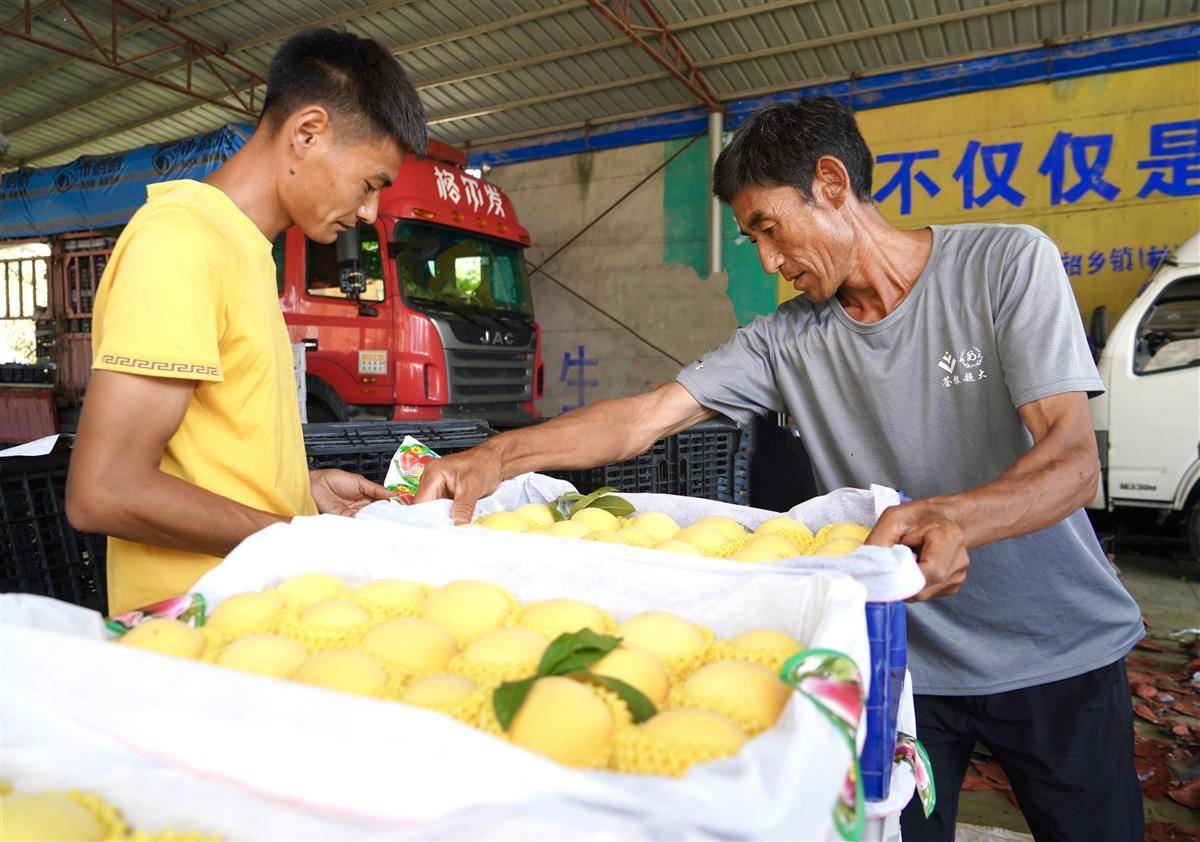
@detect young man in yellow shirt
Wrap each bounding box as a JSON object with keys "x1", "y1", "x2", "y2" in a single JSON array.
[{"x1": 66, "y1": 29, "x2": 428, "y2": 614}]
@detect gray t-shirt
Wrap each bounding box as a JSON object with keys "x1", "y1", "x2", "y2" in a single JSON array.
[{"x1": 677, "y1": 223, "x2": 1144, "y2": 695}]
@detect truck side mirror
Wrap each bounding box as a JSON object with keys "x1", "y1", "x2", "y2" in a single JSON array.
[
  {"x1": 336, "y1": 228, "x2": 367, "y2": 299},
  {"x1": 1089, "y1": 305, "x2": 1108, "y2": 354}
]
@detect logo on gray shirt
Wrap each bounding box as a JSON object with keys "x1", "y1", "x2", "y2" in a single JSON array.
[{"x1": 940, "y1": 347, "x2": 988, "y2": 388}]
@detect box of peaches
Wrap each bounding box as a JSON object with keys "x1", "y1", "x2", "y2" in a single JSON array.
[{"x1": 0, "y1": 469, "x2": 923, "y2": 840}]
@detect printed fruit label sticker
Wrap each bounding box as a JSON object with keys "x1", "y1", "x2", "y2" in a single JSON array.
[{"x1": 385, "y1": 436, "x2": 440, "y2": 505}]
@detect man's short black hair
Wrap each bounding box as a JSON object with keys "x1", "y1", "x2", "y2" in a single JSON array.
[
  {"x1": 713, "y1": 97, "x2": 873, "y2": 205},
  {"x1": 261, "y1": 28, "x2": 427, "y2": 157}
]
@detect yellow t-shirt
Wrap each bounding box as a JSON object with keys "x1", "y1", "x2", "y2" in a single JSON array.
[{"x1": 92, "y1": 179, "x2": 317, "y2": 614}]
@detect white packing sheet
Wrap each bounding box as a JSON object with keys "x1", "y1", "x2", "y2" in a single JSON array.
[
  {"x1": 1, "y1": 476, "x2": 923, "y2": 840},
  {"x1": 359, "y1": 473, "x2": 925, "y2": 602}
]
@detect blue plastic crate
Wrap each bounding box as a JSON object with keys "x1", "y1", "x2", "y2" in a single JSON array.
[{"x1": 861, "y1": 600, "x2": 907, "y2": 801}]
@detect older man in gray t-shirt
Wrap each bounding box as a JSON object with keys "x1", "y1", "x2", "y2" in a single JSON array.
[
  {"x1": 676, "y1": 221, "x2": 1144, "y2": 697},
  {"x1": 417, "y1": 99, "x2": 1145, "y2": 840}
]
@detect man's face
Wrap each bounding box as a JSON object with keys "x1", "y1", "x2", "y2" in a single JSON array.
[
  {"x1": 730, "y1": 179, "x2": 854, "y2": 303},
  {"x1": 281, "y1": 114, "x2": 405, "y2": 244}
]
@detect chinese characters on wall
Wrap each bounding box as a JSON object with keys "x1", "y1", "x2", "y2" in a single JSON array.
[{"x1": 872, "y1": 119, "x2": 1198, "y2": 274}]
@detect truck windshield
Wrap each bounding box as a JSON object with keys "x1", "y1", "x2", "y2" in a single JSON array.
[
  {"x1": 1135, "y1": 276, "x2": 1200, "y2": 374},
  {"x1": 393, "y1": 221, "x2": 532, "y2": 318}
]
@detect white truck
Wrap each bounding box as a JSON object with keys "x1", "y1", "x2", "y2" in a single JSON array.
[{"x1": 1088, "y1": 232, "x2": 1200, "y2": 560}]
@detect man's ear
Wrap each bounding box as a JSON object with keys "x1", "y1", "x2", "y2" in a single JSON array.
[
  {"x1": 288, "y1": 105, "x2": 333, "y2": 160},
  {"x1": 813, "y1": 155, "x2": 852, "y2": 209}
]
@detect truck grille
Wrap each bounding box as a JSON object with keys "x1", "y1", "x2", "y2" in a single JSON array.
[{"x1": 445, "y1": 348, "x2": 533, "y2": 403}]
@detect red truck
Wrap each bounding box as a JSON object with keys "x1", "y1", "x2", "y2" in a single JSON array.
[
  {"x1": 280, "y1": 140, "x2": 543, "y2": 424},
  {"x1": 0, "y1": 136, "x2": 544, "y2": 441}
]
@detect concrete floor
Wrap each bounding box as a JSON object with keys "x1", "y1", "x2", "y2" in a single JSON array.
[{"x1": 954, "y1": 549, "x2": 1200, "y2": 837}]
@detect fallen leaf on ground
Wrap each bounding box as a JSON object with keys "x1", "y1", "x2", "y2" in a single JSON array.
[
  {"x1": 1137, "y1": 640, "x2": 1173, "y2": 653},
  {"x1": 1136, "y1": 703, "x2": 1171, "y2": 726},
  {"x1": 960, "y1": 776, "x2": 995, "y2": 792},
  {"x1": 972, "y1": 759, "x2": 1009, "y2": 786},
  {"x1": 1167, "y1": 778, "x2": 1200, "y2": 809},
  {"x1": 1135, "y1": 683, "x2": 1161, "y2": 701},
  {"x1": 1172, "y1": 700, "x2": 1200, "y2": 719},
  {"x1": 1145, "y1": 821, "x2": 1200, "y2": 842},
  {"x1": 1167, "y1": 746, "x2": 1196, "y2": 761},
  {"x1": 1166, "y1": 749, "x2": 1200, "y2": 781},
  {"x1": 1128, "y1": 655, "x2": 1162, "y2": 668},
  {"x1": 1150, "y1": 671, "x2": 1184, "y2": 685},
  {"x1": 1137, "y1": 756, "x2": 1172, "y2": 800},
  {"x1": 1136, "y1": 739, "x2": 1174, "y2": 757}
]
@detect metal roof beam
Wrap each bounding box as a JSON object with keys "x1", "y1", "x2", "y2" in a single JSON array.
[
  {"x1": 584, "y1": 0, "x2": 719, "y2": 110},
  {"x1": 429, "y1": 68, "x2": 668, "y2": 126},
  {"x1": 0, "y1": 0, "x2": 233, "y2": 98},
  {"x1": 15, "y1": 99, "x2": 216, "y2": 167},
  {"x1": 417, "y1": 0, "x2": 813, "y2": 91},
  {"x1": 2, "y1": 0, "x2": 416, "y2": 138},
  {"x1": 426, "y1": 0, "x2": 1058, "y2": 127},
  {"x1": 393, "y1": 1, "x2": 588, "y2": 56},
  {"x1": 697, "y1": 0, "x2": 1054, "y2": 70},
  {"x1": 715, "y1": 12, "x2": 1200, "y2": 97},
  {"x1": 0, "y1": 0, "x2": 265, "y2": 120},
  {"x1": 463, "y1": 11, "x2": 1200, "y2": 153},
  {"x1": 1, "y1": 0, "x2": 55, "y2": 30},
  {"x1": 452, "y1": 99, "x2": 689, "y2": 149},
  {"x1": 8, "y1": 0, "x2": 584, "y2": 163}
]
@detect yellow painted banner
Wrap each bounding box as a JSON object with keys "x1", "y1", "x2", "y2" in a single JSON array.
[{"x1": 779, "y1": 61, "x2": 1200, "y2": 320}]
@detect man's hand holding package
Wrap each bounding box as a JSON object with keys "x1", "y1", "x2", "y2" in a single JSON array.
[
  {"x1": 310, "y1": 468, "x2": 396, "y2": 516},
  {"x1": 415, "y1": 444, "x2": 507, "y2": 524},
  {"x1": 415, "y1": 384, "x2": 716, "y2": 523}
]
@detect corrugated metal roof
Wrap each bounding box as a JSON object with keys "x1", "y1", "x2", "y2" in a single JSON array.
[{"x1": 1, "y1": 0, "x2": 1196, "y2": 169}]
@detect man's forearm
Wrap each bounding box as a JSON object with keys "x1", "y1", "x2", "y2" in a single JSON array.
[
  {"x1": 415, "y1": 383, "x2": 715, "y2": 516},
  {"x1": 483, "y1": 395, "x2": 664, "y2": 480},
  {"x1": 71, "y1": 468, "x2": 286, "y2": 556},
  {"x1": 932, "y1": 436, "x2": 1099, "y2": 549}
]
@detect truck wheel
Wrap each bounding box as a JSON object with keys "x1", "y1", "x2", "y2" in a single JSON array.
[
  {"x1": 1187, "y1": 499, "x2": 1200, "y2": 563},
  {"x1": 304, "y1": 376, "x2": 348, "y2": 424},
  {"x1": 305, "y1": 400, "x2": 339, "y2": 423}
]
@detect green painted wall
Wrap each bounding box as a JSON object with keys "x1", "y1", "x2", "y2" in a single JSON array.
[{"x1": 662, "y1": 137, "x2": 777, "y2": 325}]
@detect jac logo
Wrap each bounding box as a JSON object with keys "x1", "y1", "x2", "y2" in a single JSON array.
[
  {"x1": 1118, "y1": 482, "x2": 1158, "y2": 491},
  {"x1": 482, "y1": 329, "x2": 515, "y2": 346}
]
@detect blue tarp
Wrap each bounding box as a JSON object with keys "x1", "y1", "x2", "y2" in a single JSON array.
[{"x1": 0, "y1": 123, "x2": 253, "y2": 239}]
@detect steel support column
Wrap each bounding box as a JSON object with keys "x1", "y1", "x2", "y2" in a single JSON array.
[{"x1": 708, "y1": 109, "x2": 723, "y2": 278}]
